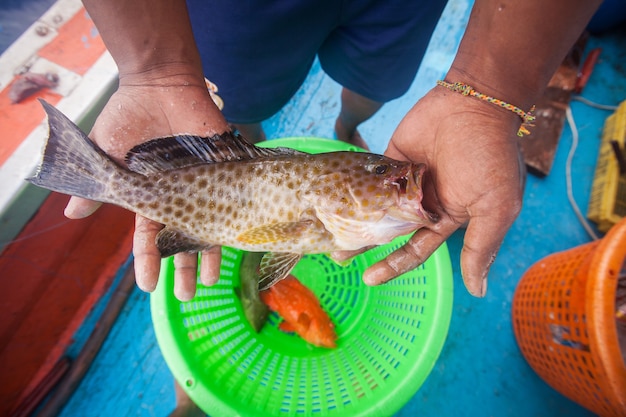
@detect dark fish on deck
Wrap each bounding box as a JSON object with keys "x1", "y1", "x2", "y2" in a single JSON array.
[
  {"x1": 9, "y1": 72, "x2": 59, "y2": 103},
  {"x1": 28, "y1": 100, "x2": 438, "y2": 289}
]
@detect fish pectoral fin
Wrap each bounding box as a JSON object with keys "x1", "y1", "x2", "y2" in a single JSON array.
[
  {"x1": 236, "y1": 221, "x2": 313, "y2": 245},
  {"x1": 258, "y1": 252, "x2": 302, "y2": 290},
  {"x1": 279, "y1": 321, "x2": 296, "y2": 333},
  {"x1": 156, "y1": 227, "x2": 212, "y2": 258},
  {"x1": 314, "y1": 206, "x2": 386, "y2": 247},
  {"x1": 297, "y1": 312, "x2": 312, "y2": 329}
]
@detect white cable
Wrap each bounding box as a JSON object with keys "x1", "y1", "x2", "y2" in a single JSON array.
[
  {"x1": 565, "y1": 106, "x2": 600, "y2": 241},
  {"x1": 572, "y1": 95, "x2": 619, "y2": 111}
]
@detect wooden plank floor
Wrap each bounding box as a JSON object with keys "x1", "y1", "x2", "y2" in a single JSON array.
[{"x1": 53, "y1": 2, "x2": 626, "y2": 416}]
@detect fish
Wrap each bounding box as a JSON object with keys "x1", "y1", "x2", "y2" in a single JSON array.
[
  {"x1": 237, "y1": 251, "x2": 270, "y2": 332},
  {"x1": 28, "y1": 100, "x2": 438, "y2": 289},
  {"x1": 260, "y1": 275, "x2": 337, "y2": 348}
]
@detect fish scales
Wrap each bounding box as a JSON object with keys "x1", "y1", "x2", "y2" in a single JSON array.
[
  {"x1": 29, "y1": 100, "x2": 437, "y2": 289},
  {"x1": 115, "y1": 156, "x2": 347, "y2": 253}
]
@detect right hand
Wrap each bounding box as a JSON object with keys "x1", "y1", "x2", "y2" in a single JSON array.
[
  {"x1": 365, "y1": 85, "x2": 525, "y2": 297},
  {"x1": 65, "y1": 79, "x2": 229, "y2": 301}
]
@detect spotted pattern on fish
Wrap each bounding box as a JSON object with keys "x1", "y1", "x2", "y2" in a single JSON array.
[{"x1": 29, "y1": 100, "x2": 438, "y2": 288}]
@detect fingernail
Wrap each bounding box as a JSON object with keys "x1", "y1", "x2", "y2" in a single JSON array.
[
  {"x1": 332, "y1": 257, "x2": 353, "y2": 268},
  {"x1": 134, "y1": 263, "x2": 157, "y2": 293},
  {"x1": 63, "y1": 199, "x2": 78, "y2": 218},
  {"x1": 64, "y1": 198, "x2": 99, "y2": 218},
  {"x1": 174, "y1": 283, "x2": 195, "y2": 302},
  {"x1": 477, "y1": 253, "x2": 496, "y2": 297},
  {"x1": 464, "y1": 268, "x2": 488, "y2": 298},
  {"x1": 362, "y1": 267, "x2": 386, "y2": 286}
]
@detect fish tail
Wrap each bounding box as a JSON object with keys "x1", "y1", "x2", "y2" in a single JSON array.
[{"x1": 28, "y1": 100, "x2": 119, "y2": 201}]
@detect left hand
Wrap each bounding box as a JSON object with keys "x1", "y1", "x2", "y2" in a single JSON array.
[
  {"x1": 362, "y1": 85, "x2": 526, "y2": 297},
  {"x1": 65, "y1": 81, "x2": 229, "y2": 301}
]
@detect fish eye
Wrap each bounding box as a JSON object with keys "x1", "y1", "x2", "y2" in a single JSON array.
[{"x1": 375, "y1": 164, "x2": 388, "y2": 175}]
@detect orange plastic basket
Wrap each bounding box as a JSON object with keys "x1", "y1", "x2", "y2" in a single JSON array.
[{"x1": 512, "y1": 217, "x2": 626, "y2": 417}]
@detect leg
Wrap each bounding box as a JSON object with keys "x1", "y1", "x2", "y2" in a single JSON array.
[
  {"x1": 168, "y1": 380, "x2": 205, "y2": 417},
  {"x1": 187, "y1": 0, "x2": 338, "y2": 127},
  {"x1": 319, "y1": 1, "x2": 448, "y2": 148},
  {"x1": 335, "y1": 88, "x2": 383, "y2": 150},
  {"x1": 231, "y1": 122, "x2": 266, "y2": 143}
]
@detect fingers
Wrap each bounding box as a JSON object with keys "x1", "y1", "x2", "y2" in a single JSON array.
[
  {"x1": 133, "y1": 215, "x2": 164, "y2": 293},
  {"x1": 132, "y1": 214, "x2": 210, "y2": 301},
  {"x1": 363, "y1": 211, "x2": 516, "y2": 298},
  {"x1": 199, "y1": 246, "x2": 222, "y2": 286},
  {"x1": 173, "y1": 252, "x2": 199, "y2": 301},
  {"x1": 174, "y1": 246, "x2": 224, "y2": 300},
  {"x1": 172, "y1": 247, "x2": 222, "y2": 300},
  {"x1": 64, "y1": 196, "x2": 102, "y2": 219},
  {"x1": 132, "y1": 214, "x2": 222, "y2": 301},
  {"x1": 330, "y1": 247, "x2": 371, "y2": 265},
  {"x1": 363, "y1": 221, "x2": 457, "y2": 286}
]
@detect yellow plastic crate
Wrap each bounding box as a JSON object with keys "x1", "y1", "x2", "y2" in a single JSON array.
[{"x1": 588, "y1": 100, "x2": 626, "y2": 232}]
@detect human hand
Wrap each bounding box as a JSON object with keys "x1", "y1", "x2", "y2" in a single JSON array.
[
  {"x1": 64, "y1": 80, "x2": 229, "y2": 301},
  {"x1": 362, "y1": 85, "x2": 525, "y2": 297}
]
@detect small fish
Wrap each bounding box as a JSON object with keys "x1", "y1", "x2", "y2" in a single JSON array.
[
  {"x1": 260, "y1": 275, "x2": 337, "y2": 348},
  {"x1": 28, "y1": 100, "x2": 437, "y2": 289},
  {"x1": 237, "y1": 251, "x2": 270, "y2": 332}
]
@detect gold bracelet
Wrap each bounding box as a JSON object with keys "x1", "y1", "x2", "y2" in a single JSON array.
[{"x1": 436, "y1": 80, "x2": 535, "y2": 137}]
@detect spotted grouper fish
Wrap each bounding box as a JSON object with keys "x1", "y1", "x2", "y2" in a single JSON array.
[{"x1": 29, "y1": 100, "x2": 438, "y2": 289}]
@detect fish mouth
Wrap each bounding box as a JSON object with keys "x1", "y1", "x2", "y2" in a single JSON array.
[
  {"x1": 387, "y1": 163, "x2": 425, "y2": 196},
  {"x1": 388, "y1": 163, "x2": 438, "y2": 224},
  {"x1": 392, "y1": 176, "x2": 409, "y2": 195}
]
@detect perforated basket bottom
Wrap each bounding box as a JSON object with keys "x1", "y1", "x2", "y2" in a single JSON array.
[
  {"x1": 151, "y1": 237, "x2": 452, "y2": 417},
  {"x1": 150, "y1": 137, "x2": 453, "y2": 417}
]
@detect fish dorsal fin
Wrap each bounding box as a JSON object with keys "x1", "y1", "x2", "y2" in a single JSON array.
[
  {"x1": 156, "y1": 227, "x2": 212, "y2": 257},
  {"x1": 125, "y1": 131, "x2": 302, "y2": 175},
  {"x1": 258, "y1": 252, "x2": 303, "y2": 290}
]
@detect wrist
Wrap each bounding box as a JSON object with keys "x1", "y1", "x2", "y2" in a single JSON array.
[
  {"x1": 444, "y1": 62, "x2": 538, "y2": 117},
  {"x1": 118, "y1": 61, "x2": 206, "y2": 89},
  {"x1": 448, "y1": 0, "x2": 602, "y2": 113},
  {"x1": 83, "y1": 0, "x2": 205, "y2": 88},
  {"x1": 435, "y1": 79, "x2": 536, "y2": 137},
  {"x1": 115, "y1": 33, "x2": 205, "y2": 87},
  {"x1": 419, "y1": 85, "x2": 528, "y2": 142}
]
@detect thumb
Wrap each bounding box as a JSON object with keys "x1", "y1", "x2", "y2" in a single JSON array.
[
  {"x1": 459, "y1": 210, "x2": 517, "y2": 297},
  {"x1": 362, "y1": 220, "x2": 456, "y2": 286}
]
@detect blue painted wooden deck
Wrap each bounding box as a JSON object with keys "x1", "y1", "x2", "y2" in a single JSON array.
[{"x1": 56, "y1": 1, "x2": 626, "y2": 416}]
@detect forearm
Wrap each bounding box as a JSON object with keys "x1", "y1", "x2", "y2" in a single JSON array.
[
  {"x1": 82, "y1": 0, "x2": 204, "y2": 86},
  {"x1": 447, "y1": 0, "x2": 602, "y2": 111},
  {"x1": 74, "y1": 0, "x2": 229, "y2": 162}
]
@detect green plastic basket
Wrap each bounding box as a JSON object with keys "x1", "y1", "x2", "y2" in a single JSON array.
[{"x1": 151, "y1": 138, "x2": 453, "y2": 417}]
